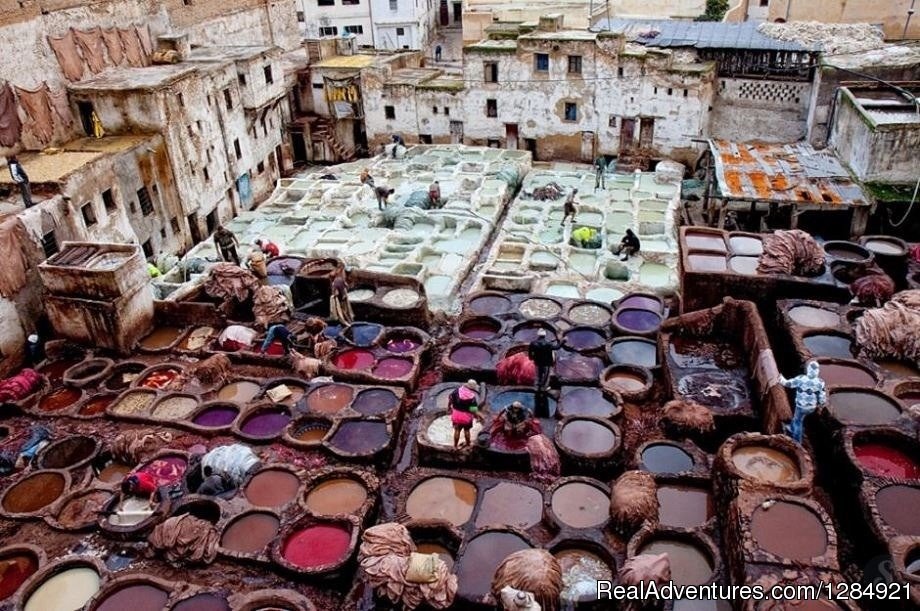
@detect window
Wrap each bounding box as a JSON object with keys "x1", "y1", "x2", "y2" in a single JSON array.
[
  {"x1": 344, "y1": 25, "x2": 364, "y2": 34},
  {"x1": 567, "y1": 55, "x2": 582, "y2": 74},
  {"x1": 296, "y1": 10, "x2": 305, "y2": 21},
  {"x1": 257, "y1": 161, "x2": 265, "y2": 174},
  {"x1": 487, "y1": 139, "x2": 500, "y2": 148},
  {"x1": 389, "y1": 0, "x2": 397, "y2": 9},
  {"x1": 320, "y1": 26, "x2": 338, "y2": 36},
  {"x1": 102, "y1": 189, "x2": 115, "y2": 212},
  {"x1": 41, "y1": 230, "x2": 58, "y2": 257},
  {"x1": 484, "y1": 61, "x2": 498, "y2": 83},
  {"x1": 444, "y1": 107, "x2": 449, "y2": 116},
  {"x1": 384, "y1": 105, "x2": 395, "y2": 119},
  {"x1": 419, "y1": 134, "x2": 432, "y2": 144},
  {"x1": 223, "y1": 88, "x2": 232, "y2": 110},
  {"x1": 170, "y1": 217, "x2": 180, "y2": 234},
  {"x1": 183, "y1": 0, "x2": 191, "y2": 5},
  {"x1": 205, "y1": 209, "x2": 218, "y2": 235},
  {"x1": 318, "y1": 0, "x2": 334, "y2": 6},
  {"x1": 313, "y1": 82, "x2": 324, "y2": 89},
  {"x1": 684, "y1": 89, "x2": 688, "y2": 97},
  {"x1": 535, "y1": 53, "x2": 549, "y2": 72},
  {"x1": 160, "y1": 227, "x2": 167, "y2": 239},
  {"x1": 260, "y1": 116, "x2": 267, "y2": 136},
  {"x1": 564, "y1": 102, "x2": 577, "y2": 121},
  {"x1": 178, "y1": 93, "x2": 185, "y2": 107},
  {"x1": 81, "y1": 202, "x2": 96, "y2": 226},
  {"x1": 433, "y1": 106, "x2": 438, "y2": 114},
  {"x1": 141, "y1": 239, "x2": 153, "y2": 258},
  {"x1": 617, "y1": 66, "x2": 623, "y2": 77},
  {"x1": 238, "y1": 73, "x2": 247, "y2": 86},
  {"x1": 129, "y1": 200, "x2": 136, "y2": 213},
  {"x1": 396, "y1": 27, "x2": 405, "y2": 35},
  {"x1": 234, "y1": 139, "x2": 242, "y2": 159},
  {"x1": 653, "y1": 87, "x2": 658, "y2": 95},
  {"x1": 608, "y1": 115, "x2": 617, "y2": 128},
  {"x1": 343, "y1": 0, "x2": 359, "y2": 4},
  {"x1": 486, "y1": 98, "x2": 497, "y2": 117},
  {"x1": 203, "y1": 166, "x2": 210, "y2": 182},
  {"x1": 264, "y1": 65, "x2": 273, "y2": 84},
  {"x1": 137, "y1": 187, "x2": 153, "y2": 216},
  {"x1": 760, "y1": 0, "x2": 768, "y2": 5},
  {"x1": 667, "y1": 88, "x2": 673, "y2": 96}
]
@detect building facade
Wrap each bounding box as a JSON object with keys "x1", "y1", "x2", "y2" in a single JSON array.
[
  {"x1": 298, "y1": 0, "x2": 438, "y2": 50},
  {"x1": 726, "y1": 0, "x2": 920, "y2": 40}
]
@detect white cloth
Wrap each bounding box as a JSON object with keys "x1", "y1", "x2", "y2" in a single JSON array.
[
  {"x1": 201, "y1": 444, "x2": 260, "y2": 485},
  {"x1": 218, "y1": 324, "x2": 257, "y2": 346}
]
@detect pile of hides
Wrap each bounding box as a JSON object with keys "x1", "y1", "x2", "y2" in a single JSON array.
[
  {"x1": 661, "y1": 399, "x2": 715, "y2": 435},
  {"x1": 0, "y1": 217, "x2": 30, "y2": 299},
  {"x1": 380, "y1": 206, "x2": 425, "y2": 232},
  {"x1": 111, "y1": 429, "x2": 173, "y2": 464},
  {"x1": 405, "y1": 190, "x2": 432, "y2": 209},
  {"x1": 358, "y1": 523, "x2": 457, "y2": 610},
  {"x1": 148, "y1": 515, "x2": 219, "y2": 564},
  {"x1": 854, "y1": 289, "x2": 920, "y2": 362},
  {"x1": 252, "y1": 285, "x2": 292, "y2": 330},
  {"x1": 217, "y1": 325, "x2": 258, "y2": 351},
  {"x1": 756, "y1": 230, "x2": 825, "y2": 276},
  {"x1": 491, "y1": 549, "x2": 562, "y2": 611},
  {"x1": 530, "y1": 182, "x2": 565, "y2": 201},
  {"x1": 497, "y1": 352, "x2": 536, "y2": 386},
  {"x1": 313, "y1": 339, "x2": 337, "y2": 359},
  {"x1": 169, "y1": 353, "x2": 231, "y2": 389},
  {"x1": 610, "y1": 471, "x2": 658, "y2": 534},
  {"x1": 0, "y1": 369, "x2": 43, "y2": 402},
  {"x1": 571, "y1": 226, "x2": 601, "y2": 249},
  {"x1": 290, "y1": 350, "x2": 322, "y2": 378},
  {"x1": 201, "y1": 444, "x2": 260, "y2": 486},
  {"x1": 204, "y1": 263, "x2": 260, "y2": 315},
  {"x1": 526, "y1": 434, "x2": 560, "y2": 484},
  {"x1": 850, "y1": 272, "x2": 895, "y2": 308},
  {"x1": 618, "y1": 553, "x2": 670, "y2": 586}
]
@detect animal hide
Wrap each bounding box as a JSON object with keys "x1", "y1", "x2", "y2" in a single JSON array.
[
  {"x1": 101, "y1": 28, "x2": 124, "y2": 66},
  {"x1": 610, "y1": 470, "x2": 658, "y2": 533},
  {"x1": 0, "y1": 83, "x2": 22, "y2": 146},
  {"x1": 48, "y1": 31, "x2": 84, "y2": 81},
  {"x1": 15, "y1": 84, "x2": 55, "y2": 145},
  {"x1": 491, "y1": 549, "x2": 562, "y2": 611},
  {"x1": 73, "y1": 28, "x2": 107, "y2": 74}
]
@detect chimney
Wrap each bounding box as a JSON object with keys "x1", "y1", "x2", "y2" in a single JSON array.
[{"x1": 538, "y1": 14, "x2": 564, "y2": 32}]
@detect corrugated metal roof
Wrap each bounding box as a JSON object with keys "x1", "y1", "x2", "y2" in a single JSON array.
[{"x1": 596, "y1": 19, "x2": 815, "y2": 52}]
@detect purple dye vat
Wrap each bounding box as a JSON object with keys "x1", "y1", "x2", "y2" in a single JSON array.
[
  {"x1": 241, "y1": 408, "x2": 292, "y2": 438},
  {"x1": 513, "y1": 323, "x2": 555, "y2": 343},
  {"x1": 469, "y1": 294, "x2": 512, "y2": 315},
  {"x1": 450, "y1": 344, "x2": 492, "y2": 367},
  {"x1": 373, "y1": 357, "x2": 413, "y2": 380},
  {"x1": 329, "y1": 421, "x2": 390, "y2": 455},
  {"x1": 563, "y1": 328, "x2": 606, "y2": 352},
  {"x1": 193, "y1": 405, "x2": 239, "y2": 428},
  {"x1": 333, "y1": 349, "x2": 376, "y2": 370},
  {"x1": 558, "y1": 387, "x2": 616, "y2": 418},
  {"x1": 352, "y1": 388, "x2": 399, "y2": 416},
  {"x1": 615, "y1": 308, "x2": 662, "y2": 334},
  {"x1": 385, "y1": 337, "x2": 420, "y2": 353},
  {"x1": 555, "y1": 351, "x2": 604, "y2": 382},
  {"x1": 618, "y1": 295, "x2": 662, "y2": 312},
  {"x1": 460, "y1": 319, "x2": 501, "y2": 340}
]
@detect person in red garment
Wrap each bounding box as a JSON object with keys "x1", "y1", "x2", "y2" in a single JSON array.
[
  {"x1": 255, "y1": 238, "x2": 279, "y2": 258},
  {"x1": 449, "y1": 380, "x2": 484, "y2": 449}
]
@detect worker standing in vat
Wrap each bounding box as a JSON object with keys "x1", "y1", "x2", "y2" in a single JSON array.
[
  {"x1": 375, "y1": 185, "x2": 395, "y2": 210},
  {"x1": 449, "y1": 380, "x2": 484, "y2": 448},
  {"x1": 594, "y1": 155, "x2": 607, "y2": 190},
  {"x1": 613, "y1": 229, "x2": 641, "y2": 261},
  {"x1": 391, "y1": 134, "x2": 405, "y2": 158},
  {"x1": 213, "y1": 225, "x2": 240, "y2": 265},
  {"x1": 260, "y1": 323, "x2": 294, "y2": 355},
  {"x1": 255, "y1": 238, "x2": 279, "y2": 258},
  {"x1": 330, "y1": 270, "x2": 354, "y2": 324},
  {"x1": 428, "y1": 180, "x2": 442, "y2": 209},
  {"x1": 7, "y1": 156, "x2": 32, "y2": 208},
  {"x1": 561, "y1": 189, "x2": 577, "y2": 226},
  {"x1": 779, "y1": 360, "x2": 826, "y2": 444},
  {"x1": 528, "y1": 329, "x2": 558, "y2": 392}
]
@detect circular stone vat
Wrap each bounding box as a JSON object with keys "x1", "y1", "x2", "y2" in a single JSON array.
[
  {"x1": 657, "y1": 484, "x2": 712, "y2": 528},
  {"x1": 520, "y1": 297, "x2": 562, "y2": 319},
  {"x1": 551, "y1": 481, "x2": 608, "y2": 528},
  {"x1": 555, "y1": 352, "x2": 605, "y2": 383},
  {"x1": 554, "y1": 546, "x2": 614, "y2": 603},
  {"x1": 217, "y1": 380, "x2": 261, "y2": 403},
  {"x1": 191, "y1": 402, "x2": 240, "y2": 429},
  {"x1": 558, "y1": 387, "x2": 618, "y2": 418},
  {"x1": 608, "y1": 337, "x2": 658, "y2": 368},
  {"x1": 171, "y1": 593, "x2": 230, "y2": 611},
  {"x1": 239, "y1": 406, "x2": 291, "y2": 440},
  {"x1": 288, "y1": 419, "x2": 331, "y2": 444},
  {"x1": 94, "y1": 582, "x2": 169, "y2": 611},
  {"x1": 425, "y1": 414, "x2": 483, "y2": 447},
  {"x1": 459, "y1": 317, "x2": 502, "y2": 340},
  {"x1": 63, "y1": 358, "x2": 112, "y2": 387},
  {"x1": 729, "y1": 235, "x2": 763, "y2": 256},
  {"x1": 23, "y1": 565, "x2": 100, "y2": 611},
  {"x1": 637, "y1": 538, "x2": 713, "y2": 586},
  {"x1": 567, "y1": 302, "x2": 612, "y2": 326},
  {"x1": 109, "y1": 389, "x2": 157, "y2": 417},
  {"x1": 381, "y1": 288, "x2": 420, "y2": 308},
  {"x1": 328, "y1": 420, "x2": 389, "y2": 456},
  {"x1": 854, "y1": 439, "x2": 920, "y2": 479},
  {"x1": 475, "y1": 482, "x2": 543, "y2": 529},
  {"x1": 344, "y1": 322, "x2": 382, "y2": 347},
  {"x1": 306, "y1": 384, "x2": 354, "y2": 415},
  {"x1": 802, "y1": 332, "x2": 854, "y2": 359},
  {"x1": 405, "y1": 477, "x2": 476, "y2": 526},
  {"x1": 563, "y1": 327, "x2": 607, "y2": 352},
  {"x1": 55, "y1": 488, "x2": 112, "y2": 529},
  {"x1": 863, "y1": 236, "x2": 907, "y2": 256},
  {"x1": 750, "y1": 501, "x2": 828, "y2": 560},
  {"x1": 816, "y1": 359, "x2": 877, "y2": 388},
  {"x1": 614, "y1": 308, "x2": 662, "y2": 336},
  {"x1": 332, "y1": 348, "x2": 375, "y2": 371},
  {"x1": 0, "y1": 549, "x2": 39, "y2": 600},
  {"x1": 601, "y1": 365, "x2": 653, "y2": 400},
  {"x1": 220, "y1": 511, "x2": 280, "y2": 554},
  {"x1": 135, "y1": 366, "x2": 181, "y2": 390},
  {"x1": 876, "y1": 485, "x2": 920, "y2": 535},
  {"x1": 138, "y1": 326, "x2": 184, "y2": 350},
  {"x1": 640, "y1": 442, "x2": 694, "y2": 474},
  {"x1": 104, "y1": 362, "x2": 146, "y2": 391},
  {"x1": 448, "y1": 342, "x2": 493, "y2": 367},
  {"x1": 788, "y1": 305, "x2": 840, "y2": 328},
  {"x1": 731, "y1": 445, "x2": 801, "y2": 484},
  {"x1": 372, "y1": 357, "x2": 413, "y2": 380},
  {"x1": 151, "y1": 395, "x2": 198, "y2": 420},
  {"x1": 280, "y1": 522, "x2": 353, "y2": 570},
  {"x1": 688, "y1": 253, "x2": 727, "y2": 273},
  {"x1": 469, "y1": 293, "x2": 512, "y2": 315},
  {"x1": 245, "y1": 469, "x2": 301, "y2": 508},
  {"x1": 823, "y1": 241, "x2": 872, "y2": 264},
  {"x1": 618, "y1": 293, "x2": 663, "y2": 313},
  {"x1": 78, "y1": 393, "x2": 117, "y2": 417},
  {"x1": 905, "y1": 547, "x2": 920, "y2": 577},
  {"x1": 37, "y1": 436, "x2": 98, "y2": 470},
  {"x1": 455, "y1": 531, "x2": 531, "y2": 602},
  {"x1": 37, "y1": 358, "x2": 84, "y2": 385},
  {"x1": 383, "y1": 332, "x2": 422, "y2": 354},
  {"x1": 96, "y1": 461, "x2": 132, "y2": 484},
  {"x1": 877, "y1": 359, "x2": 920, "y2": 379},
  {"x1": 556, "y1": 418, "x2": 619, "y2": 456},
  {"x1": 304, "y1": 478, "x2": 368, "y2": 516},
  {"x1": 686, "y1": 232, "x2": 726, "y2": 252},
  {"x1": 828, "y1": 389, "x2": 902, "y2": 426},
  {"x1": 351, "y1": 388, "x2": 399, "y2": 416},
  {"x1": 38, "y1": 387, "x2": 82, "y2": 413},
  {"x1": 2, "y1": 471, "x2": 66, "y2": 514},
  {"x1": 511, "y1": 320, "x2": 557, "y2": 343}
]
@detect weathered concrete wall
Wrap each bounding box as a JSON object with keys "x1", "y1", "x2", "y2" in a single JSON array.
[
  {"x1": 708, "y1": 77, "x2": 812, "y2": 143},
  {"x1": 830, "y1": 90, "x2": 920, "y2": 184},
  {"x1": 415, "y1": 88, "x2": 464, "y2": 144},
  {"x1": 610, "y1": 0, "x2": 705, "y2": 19},
  {"x1": 370, "y1": 0, "x2": 437, "y2": 50},
  {"x1": 761, "y1": 0, "x2": 920, "y2": 40}
]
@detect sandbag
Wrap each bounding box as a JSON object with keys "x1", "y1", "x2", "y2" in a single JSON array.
[
  {"x1": 148, "y1": 515, "x2": 219, "y2": 564},
  {"x1": 491, "y1": 549, "x2": 562, "y2": 611}
]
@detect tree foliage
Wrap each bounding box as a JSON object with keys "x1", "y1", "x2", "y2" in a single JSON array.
[{"x1": 696, "y1": 0, "x2": 729, "y2": 21}]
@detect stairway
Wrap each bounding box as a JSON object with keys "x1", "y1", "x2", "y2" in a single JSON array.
[{"x1": 312, "y1": 117, "x2": 356, "y2": 162}]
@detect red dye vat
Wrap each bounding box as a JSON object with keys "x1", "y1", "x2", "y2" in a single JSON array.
[
  {"x1": 855, "y1": 443, "x2": 920, "y2": 480},
  {"x1": 333, "y1": 349, "x2": 376, "y2": 371},
  {"x1": 373, "y1": 357, "x2": 413, "y2": 380},
  {"x1": 79, "y1": 394, "x2": 115, "y2": 416},
  {"x1": 139, "y1": 368, "x2": 180, "y2": 389},
  {"x1": 0, "y1": 553, "x2": 38, "y2": 600},
  {"x1": 262, "y1": 341, "x2": 285, "y2": 356},
  {"x1": 282, "y1": 523, "x2": 352, "y2": 569},
  {"x1": 39, "y1": 387, "x2": 81, "y2": 412}
]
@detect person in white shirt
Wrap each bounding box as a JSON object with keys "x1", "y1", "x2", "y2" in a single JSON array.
[{"x1": 7, "y1": 156, "x2": 32, "y2": 208}]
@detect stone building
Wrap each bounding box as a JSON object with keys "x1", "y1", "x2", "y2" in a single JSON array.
[
  {"x1": 297, "y1": 0, "x2": 438, "y2": 50},
  {"x1": 726, "y1": 0, "x2": 920, "y2": 40}
]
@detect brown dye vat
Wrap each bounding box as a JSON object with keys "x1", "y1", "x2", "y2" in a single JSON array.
[
  {"x1": 138, "y1": 326, "x2": 184, "y2": 350},
  {"x1": 105, "y1": 363, "x2": 146, "y2": 391},
  {"x1": 37, "y1": 358, "x2": 82, "y2": 385},
  {"x1": 172, "y1": 593, "x2": 230, "y2": 611},
  {"x1": 94, "y1": 582, "x2": 170, "y2": 611},
  {"x1": 217, "y1": 381, "x2": 261, "y2": 403},
  {"x1": 78, "y1": 394, "x2": 117, "y2": 416},
  {"x1": 96, "y1": 462, "x2": 132, "y2": 484},
  {"x1": 304, "y1": 479, "x2": 368, "y2": 516},
  {"x1": 55, "y1": 489, "x2": 112, "y2": 529},
  {"x1": 688, "y1": 253, "x2": 728, "y2": 273},
  {"x1": 601, "y1": 365, "x2": 651, "y2": 398},
  {"x1": 558, "y1": 387, "x2": 618, "y2": 418},
  {"x1": 551, "y1": 481, "x2": 608, "y2": 528},
  {"x1": 876, "y1": 485, "x2": 920, "y2": 535},
  {"x1": 63, "y1": 358, "x2": 112, "y2": 387},
  {"x1": 657, "y1": 484, "x2": 713, "y2": 528},
  {"x1": 877, "y1": 360, "x2": 920, "y2": 379},
  {"x1": 828, "y1": 389, "x2": 902, "y2": 425},
  {"x1": 750, "y1": 500, "x2": 828, "y2": 560},
  {"x1": 37, "y1": 436, "x2": 98, "y2": 470},
  {"x1": 2, "y1": 472, "x2": 66, "y2": 514},
  {"x1": 455, "y1": 531, "x2": 531, "y2": 601},
  {"x1": 405, "y1": 477, "x2": 476, "y2": 526},
  {"x1": 416, "y1": 542, "x2": 454, "y2": 569},
  {"x1": 289, "y1": 421, "x2": 330, "y2": 444},
  {"x1": 305, "y1": 384, "x2": 354, "y2": 414},
  {"x1": 244, "y1": 469, "x2": 301, "y2": 508},
  {"x1": 557, "y1": 419, "x2": 618, "y2": 455},
  {"x1": 220, "y1": 511, "x2": 280, "y2": 554},
  {"x1": 38, "y1": 387, "x2": 81, "y2": 413},
  {"x1": 803, "y1": 333, "x2": 854, "y2": 359},
  {"x1": 475, "y1": 482, "x2": 543, "y2": 529},
  {"x1": 816, "y1": 360, "x2": 876, "y2": 387},
  {"x1": 637, "y1": 538, "x2": 713, "y2": 586},
  {"x1": 731, "y1": 446, "x2": 801, "y2": 484},
  {"x1": 788, "y1": 305, "x2": 840, "y2": 328}
]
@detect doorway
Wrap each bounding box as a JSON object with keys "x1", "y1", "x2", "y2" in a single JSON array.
[
  {"x1": 639, "y1": 117, "x2": 655, "y2": 148},
  {"x1": 449, "y1": 120, "x2": 463, "y2": 144},
  {"x1": 440, "y1": 0, "x2": 449, "y2": 26},
  {"x1": 581, "y1": 131, "x2": 594, "y2": 162},
  {"x1": 187, "y1": 213, "x2": 202, "y2": 244},
  {"x1": 619, "y1": 118, "x2": 636, "y2": 150},
  {"x1": 504, "y1": 123, "x2": 518, "y2": 150},
  {"x1": 525, "y1": 138, "x2": 537, "y2": 159},
  {"x1": 77, "y1": 101, "x2": 94, "y2": 136},
  {"x1": 452, "y1": 2, "x2": 461, "y2": 23},
  {"x1": 291, "y1": 132, "x2": 307, "y2": 165}
]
